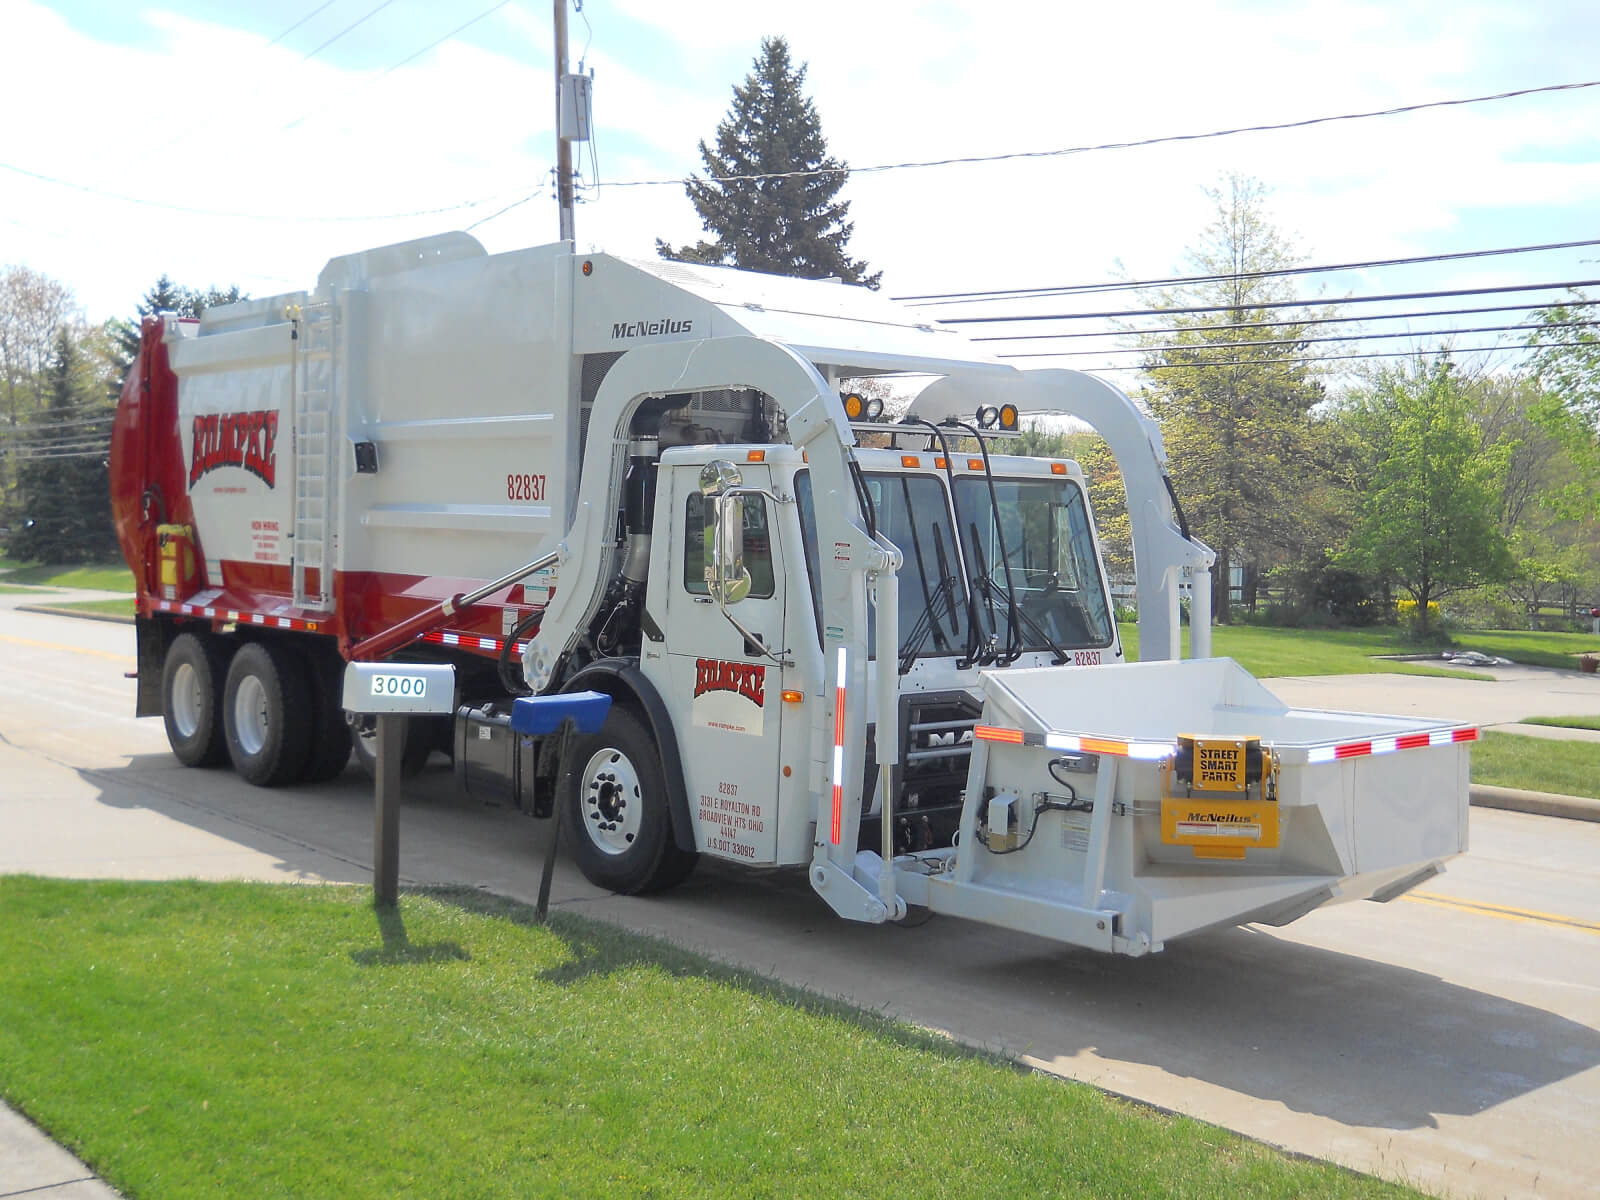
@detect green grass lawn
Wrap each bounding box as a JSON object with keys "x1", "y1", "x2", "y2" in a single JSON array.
[
  {"x1": 0, "y1": 879, "x2": 1413, "y2": 1200},
  {"x1": 24, "y1": 596, "x2": 136, "y2": 618},
  {"x1": 1119, "y1": 622, "x2": 1493, "y2": 679},
  {"x1": 1472, "y1": 732, "x2": 1600, "y2": 800},
  {"x1": 0, "y1": 561, "x2": 134, "y2": 591},
  {"x1": 1521, "y1": 714, "x2": 1600, "y2": 731},
  {"x1": 0, "y1": 583, "x2": 62, "y2": 594}
]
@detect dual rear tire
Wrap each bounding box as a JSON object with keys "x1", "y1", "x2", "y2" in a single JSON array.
[{"x1": 161, "y1": 632, "x2": 350, "y2": 786}]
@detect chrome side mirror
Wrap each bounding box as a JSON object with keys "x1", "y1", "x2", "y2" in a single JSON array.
[{"x1": 699, "y1": 460, "x2": 752, "y2": 606}]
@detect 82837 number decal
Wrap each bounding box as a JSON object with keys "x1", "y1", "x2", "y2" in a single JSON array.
[{"x1": 507, "y1": 473, "x2": 547, "y2": 502}]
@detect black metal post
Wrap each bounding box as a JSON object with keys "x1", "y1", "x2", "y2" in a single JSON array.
[{"x1": 373, "y1": 713, "x2": 403, "y2": 908}]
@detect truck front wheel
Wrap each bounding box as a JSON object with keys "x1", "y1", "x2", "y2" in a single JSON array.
[
  {"x1": 161, "y1": 632, "x2": 231, "y2": 767},
  {"x1": 559, "y1": 707, "x2": 697, "y2": 894},
  {"x1": 222, "y1": 641, "x2": 314, "y2": 786}
]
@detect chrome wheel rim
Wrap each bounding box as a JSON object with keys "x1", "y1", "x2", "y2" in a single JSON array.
[
  {"x1": 170, "y1": 661, "x2": 202, "y2": 739},
  {"x1": 233, "y1": 674, "x2": 270, "y2": 757},
  {"x1": 579, "y1": 745, "x2": 642, "y2": 856}
]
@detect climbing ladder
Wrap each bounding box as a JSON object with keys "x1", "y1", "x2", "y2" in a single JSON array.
[{"x1": 292, "y1": 300, "x2": 338, "y2": 611}]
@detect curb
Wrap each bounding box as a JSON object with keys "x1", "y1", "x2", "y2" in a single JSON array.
[
  {"x1": 1471, "y1": 784, "x2": 1600, "y2": 823},
  {"x1": 15, "y1": 604, "x2": 135, "y2": 626}
]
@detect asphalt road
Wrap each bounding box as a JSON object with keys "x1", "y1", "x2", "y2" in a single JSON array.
[{"x1": 3, "y1": 599, "x2": 1598, "y2": 1199}]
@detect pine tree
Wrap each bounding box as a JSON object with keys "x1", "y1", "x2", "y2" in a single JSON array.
[
  {"x1": 111, "y1": 277, "x2": 247, "y2": 368},
  {"x1": 658, "y1": 37, "x2": 880, "y2": 288},
  {"x1": 10, "y1": 328, "x2": 116, "y2": 562}
]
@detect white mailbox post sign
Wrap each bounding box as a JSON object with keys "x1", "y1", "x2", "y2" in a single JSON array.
[{"x1": 343, "y1": 662, "x2": 457, "y2": 906}]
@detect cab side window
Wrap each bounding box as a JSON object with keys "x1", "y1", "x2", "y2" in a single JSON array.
[{"x1": 683, "y1": 493, "x2": 776, "y2": 598}]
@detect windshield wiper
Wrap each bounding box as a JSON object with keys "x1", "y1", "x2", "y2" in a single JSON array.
[{"x1": 971, "y1": 574, "x2": 1071, "y2": 666}]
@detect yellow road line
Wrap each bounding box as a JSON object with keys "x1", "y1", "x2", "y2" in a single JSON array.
[
  {"x1": 1405, "y1": 890, "x2": 1600, "y2": 935},
  {"x1": 0, "y1": 633, "x2": 135, "y2": 664}
]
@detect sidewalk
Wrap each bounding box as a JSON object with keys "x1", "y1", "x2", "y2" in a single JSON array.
[{"x1": 0, "y1": 1101, "x2": 118, "y2": 1198}]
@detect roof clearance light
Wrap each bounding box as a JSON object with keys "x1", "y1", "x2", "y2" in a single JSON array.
[
  {"x1": 967, "y1": 457, "x2": 984, "y2": 471},
  {"x1": 1050, "y1": 462, "x2": 1067, "y2": 475},
  {"x1": 865, "y1": 397, "x2": 885, "y2": 421},
  {"x1": 843, "y1": 392, "x2": 865, "y2": 420},
  {"x1": 999, "y1": 404, "x2": 1019, "y2": 430},
  {"x1": 934, "y1": 457, "x2": 948, "y2": 469},
  {"x1": 901, "y1": 455, "x2": 921, "y2": 468},
  {"x1": 976, "y1": 405, "x2": 1000, "y2": 429},
  {"x1": 746, "y1": 449, "x2": 766, "y2": 462}
]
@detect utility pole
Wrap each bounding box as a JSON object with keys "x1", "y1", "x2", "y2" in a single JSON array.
[{"x1": 553, "y1": 0, "x2": 576, "y2": 242}]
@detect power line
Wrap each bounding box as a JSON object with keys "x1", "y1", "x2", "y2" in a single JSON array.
[
  {"x1": 601, "y1": 78, "x2": 1600, "y2": 190},
  {"x1": 973, "y1": 297, "x2": 1600, "y2": 342},
  {"x1": 1010, "y1": 318, "x2": 1600, "y2": 360},
  {"x1": 896, "y1": 237, "x2": 1600, "y2": 305},
  {"x1": 297, "y1": 0, "x2": 402, "y2": 65},
  {"x1": 265, "y1": 1, "x2": 342, "y2": 50},
  {"x1": 283, "y1": 0, "x2": 516, "y2": 131},
  {"x1": 938, "y1": 278, "x2": 1600, "y2": 324},
  {"x1": 1005, "y1": 338, "x2": 1591, "y2": 372}
]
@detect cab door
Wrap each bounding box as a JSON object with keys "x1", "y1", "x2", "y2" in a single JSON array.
[{"x1": 642, "y1": 461, "x2": 787, "y2": 864}]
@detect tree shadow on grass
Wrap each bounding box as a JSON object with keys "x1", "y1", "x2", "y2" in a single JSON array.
[{"x1": 349, "y1": 900, "x2": 469, "y2": 967}]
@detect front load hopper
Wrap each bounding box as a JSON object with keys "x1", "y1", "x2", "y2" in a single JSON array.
[{"x1": 905, "y1": 659, "x2": 1474, "y2": 955}]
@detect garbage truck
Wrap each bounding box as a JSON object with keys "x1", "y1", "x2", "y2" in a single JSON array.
[{"x1": 110, "y1": 232, "x2": 1475, "y2": 955}]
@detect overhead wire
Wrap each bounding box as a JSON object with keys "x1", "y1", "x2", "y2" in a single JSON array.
[
  {"x1": 282, "y1": 0, "x2": 517, "y2": 130},
  {"x1": 973, "y1": 297, "x2": 1600, "y2": 342},
  {"x1": 597, "y1": 78, "x2": 1600, "y2": 189},
  {"x1": 936, "y1": 278, "x2": 1600, "y2": 324},
  {"x1": 1003, "y1": 338, "x2": 1595, "y2": 372},
  {"x1": 896, "y1": 237, "x2": 1600, "y2": 304},
  {"x1": 1009, "y1": 318, "x2": 1600, "y2": 359}
]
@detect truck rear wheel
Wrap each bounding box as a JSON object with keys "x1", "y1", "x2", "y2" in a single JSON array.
[
  {"x1": 559, "y1": 707, "x2": 697, "y2": 894},
  {"x1": 222, "y1": 641, "x2": 314, "y2": 786},
  {"x1": 161, "y1": 632, "x2": 231, "y2": 767},
  {"x1": 349, "y1": 714, "x2": 435, "y2": 779},
  {"x1": 300, "y1": 651, "x2": 352, "y2": 783}
]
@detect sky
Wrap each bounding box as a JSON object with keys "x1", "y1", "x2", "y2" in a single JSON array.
[{"x1": 3, "y1": 0, "x2": 1598, "y2": 389}]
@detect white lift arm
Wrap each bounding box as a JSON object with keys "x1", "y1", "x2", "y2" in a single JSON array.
[{"x1": 906, "y1": 367, "x2": 1214, "y2": 660}]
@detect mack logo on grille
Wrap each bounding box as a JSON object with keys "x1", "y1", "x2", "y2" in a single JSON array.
[
  {"x1": 611, "y1": 317, "x2": 693, "y2": 339},
  {"x1": 694, "y1": 658, "x2": 765, "y2": 707},
  {"x1": 190, "y1": 410, "x2": 278, "y2": 487}
]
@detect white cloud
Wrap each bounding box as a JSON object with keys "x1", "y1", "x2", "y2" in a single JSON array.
[{"x1": 0, "y1": 0, "x2": 1595, "y2": 368}]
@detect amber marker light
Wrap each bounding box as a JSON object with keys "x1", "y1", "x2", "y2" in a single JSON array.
[
  {"x1": 781, "y1": 689, "x2": 804, "y2": 704},
  {"x1": 900, "y1": 455, "x2": 920, "y2": 468},
  {"x1": 1050, "y1": 462, "x2": 1067, "y2": 475},
  {"x1": 934, "y1": 456, "x2": 947, "y2": 469},
  {"x1": 746, "y1": 449, "x2": 766, "y2": 462},
  {"x1": 999, "y1": 403, "x2": 1019, "y2": 430},
  {"x1": 967, "y1": 457, "x2": 984, "y2": 471},
  {"x1": 843, "y1": 392, "x2": 865, "y2": 419},
  {"x1": 581, "y1": 260, "x2": 593, "y2": 276}
]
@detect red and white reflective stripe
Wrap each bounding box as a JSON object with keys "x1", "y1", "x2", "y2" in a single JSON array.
[
  {"x1": 151, "y1": 597, "x2": 324, "y2": 633},
  {"x1": 975, "y1": 722, "x2": 1480, "y2": 765},
  {"x1": 1304, "y1": 726, "x2": 1477, "y2": 764},
  {"x1": 421, "y1": 629, "x2": 530, "y2": 656},
  {"x1": 974, "y1": 724, "x2": 1175, "y2": 761},
  {"x1": 831, "y1": 647, "x2": 847, "y2": 846}
]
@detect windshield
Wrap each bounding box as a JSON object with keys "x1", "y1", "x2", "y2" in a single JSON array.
[
  {"x1": 954, "y1": 476, "x2": 1114, "y2": 653},
  {"x1": 793, "y1": 470, "x2": 1113, "y2": 665}
]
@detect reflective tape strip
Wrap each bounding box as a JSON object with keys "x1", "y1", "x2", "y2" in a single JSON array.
[
  {"x1": 981, "y1": 724, "x2": 1175, "y2": 760},
  {"x1": 420, "y1": 629, "x2": 531, "y2": 656},
  {"x1": 1305, "y1": 726, "x2": 1477, "y2": 764},
  {"x1": 831, "y1": 647, "x2": 847, "y2": 846},
  {"x1": 981, "y1": 721, "x2": 1479, "y2": 766},
  {"x1": 150, "y1": 598, "x2": 322, "y2": 633}
]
